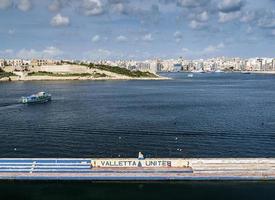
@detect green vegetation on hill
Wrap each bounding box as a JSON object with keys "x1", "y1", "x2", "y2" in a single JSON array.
[
  {"x1": 79, "y1": 63, "x2": 157, "y2": 78},
  {"x1": 0, "y1": 68, "x2": 15, "y2": 79},
  {"x1": 28, "y1": 71, "x2": 108, "y2": 78},
  {"x1": 96, "y1": 65, "x2": 157, "y2": 78}
]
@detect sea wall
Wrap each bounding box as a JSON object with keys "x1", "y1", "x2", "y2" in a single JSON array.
[{"x1": 1, "y1": 158, "x2": 275, "y2": 181}]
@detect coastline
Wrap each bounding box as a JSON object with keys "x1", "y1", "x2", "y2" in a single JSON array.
[
  {"x1": 244, "y1": 71, "x2": 275, "y2": 74},
  {"x1": 2, "y1": 70, "x2": 275, "y2": 82},
  {"x1": 0, "y1": 64, "x2": 171, "y2": 82},
  {"x1": 0, "y1": 75, "x2": 171, "y2": 82}
]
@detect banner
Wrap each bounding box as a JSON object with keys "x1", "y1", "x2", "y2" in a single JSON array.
[{"x1": 91, "y1": 159, "x2": 189, "y2": 168}]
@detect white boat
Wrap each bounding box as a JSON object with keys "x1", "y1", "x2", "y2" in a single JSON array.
[
  {"x1": 187, "y1": 74, "x2": 194, "y2": 78},
  {"x1": 191, "y1": 69, "x2": 205, "y2": 73},
  {"x1": 21, "y1": 92, "x2": 51, "y2": 104}
]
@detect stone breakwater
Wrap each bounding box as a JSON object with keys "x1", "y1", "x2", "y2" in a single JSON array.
[{"x1": 1, "y1": 158, "x2": 275, "y2": 181}]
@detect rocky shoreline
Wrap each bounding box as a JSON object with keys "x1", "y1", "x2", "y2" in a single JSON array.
[{"x1": 0, "y1": 75, "x2": 171, "y2": 82}]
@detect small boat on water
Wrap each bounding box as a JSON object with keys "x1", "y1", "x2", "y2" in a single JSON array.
[
  {"x1": 21, "y1": 92, "x2": 51, "y2": 104},
  {"x1": 191, "y1": 69, "x2": 205, "y2": 73},
  {"x1": 187, "y1": 74, "x2": 194, "y2": 78},
  {"x1": 214, "y1": 70, "x2": 223, "y2": 73}
]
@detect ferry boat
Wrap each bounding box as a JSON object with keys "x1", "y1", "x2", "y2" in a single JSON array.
[
  {"x1": 21, "y1": 92, "x2": 51, "y2": 104},
  {"x1": 191, "y1": 69, "x2": 205, "y2": 73}
]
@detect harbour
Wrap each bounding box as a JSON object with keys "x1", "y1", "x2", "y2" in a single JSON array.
[
  {"x1": 2, "y1": 73, "x2": 275, "y2": 158},
  {"x1": 1, "y1": 0, "x2": 275, "y2": 198},
  {"x1": 1, "y1": 158, "x2": 275, "y2": 181}
]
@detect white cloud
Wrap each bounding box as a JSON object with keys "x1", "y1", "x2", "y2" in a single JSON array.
[
  {"x1": 17, "y1": 0, "x2": 32, "y2": 11},
  {"x1": 17, "y1": 46, "x2": 63, "y2": 59},
  {"x1": 218, "y1": 11, "x2": 241, "y2": 23},
  {"x1": 257, "y1": 13, "x2": 275, "y2": 29},
  {"x1": 97, "y1": 48, "x2": 111, "y2": 56},
  {"x1": 189, "y1": 20, "x2": 207, "y2": 29},
  {"x1": 8, "y1": 29, "x2": 15, "y2": 35},
  {"x1": 0, "y1": 0, "x2": 12, "y2": 9},
  {"x1": 110, "y1": 2, "x2": 125, "y2": 14},
  {"x1": 177, "y1": 0, "x2": 207, "y2": 8},
  {"x1": 142, "y1": 33, "x2": 153, "y2": 41},
  {"x1": 203, "y1": 42, "x2": 225, "y2": 53},
  {"x1": 116, "y1": 35, "x2": 128, "y2": 42},
  {"x1": 240, "y1": 10, "x2": 257, "y2": 23},
  {"x1": 182, "y1": 48, "x2": 190, "y2": 53},
  {"x1": 197, "y1": 11, "x2": 209, "y2": 22},
  {"x1": 50, "y1": 13, "x2": 70, "y2": 27},
  {"x1": 42, "y1": 46, "x2": 63, "y2": 57},
  {"x1": 91, "y1": 35, "x2": 101, "y2": 42},
  {"x1": 17, "y1": 49, "x2": 38, "y2": 59},
  {"x1": 246, "y1": 26, "x2": 253, "y2": 34},
  {"x1": 174, "y1": 31, "x2": 183, "y2": 42},
  {"x1": 81, "y1": 0, "x2": 105, "y2": 16},
  {"x1": 187, "y1": 10, "x2": 210, "y2": 30},
  {"x1": 49, "y1": 0, "x2": 70, "y2": 12},
  {"x1": 218, "y1": 0, "x2": 245, "y2": 13},
  {"x1": 83, "y1": 48, "x2": 112, "y2": 59},
  {"x1": 0, "y1": 49, "x2": 14, "y2": 54},
  {"x1": 181, "y1": 42, "x2": 225, "y2": 58}
]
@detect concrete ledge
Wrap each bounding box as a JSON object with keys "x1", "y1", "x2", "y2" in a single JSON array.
[{"x1": 0, "y1": 158, "x2": 275, "y2": 181}]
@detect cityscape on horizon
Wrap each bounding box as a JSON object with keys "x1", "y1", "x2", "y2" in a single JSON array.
[{"x1": 1, "y1": 56, "x2": 275, "y2": 73}]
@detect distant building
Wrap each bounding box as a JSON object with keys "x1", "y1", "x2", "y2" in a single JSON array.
[
  {"x1": 257, "y1": 58, "x2": 263, "y2": 71},
  {"x1": 31, "y1": 59, "x2": 48, "y2": 66},
  {"x1": 173, "y1": 64, "x2": 182, "y2": 72},
  {"x1": 157, "y1": 62, "x2": 164, "y2": 72},
  {"x1": 5, "y1": 59, "x2": 23, "y2": 67},
  {"x1": 136, "y1": 62, "x2": 151, "y2": 72},
  {"x1": 22, "y1": 60, "x2": 31, "y2": 66},
  {"x1": 0, "y1": 59, "x2": 4, "y2": 67}
]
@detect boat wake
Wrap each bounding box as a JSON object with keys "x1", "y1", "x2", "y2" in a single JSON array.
[{"x1": 0, "y1": 103, "x2": 23, "y2": 111}]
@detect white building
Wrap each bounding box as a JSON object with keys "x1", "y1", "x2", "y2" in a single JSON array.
[
  {"x1": 22, "y1": 60, "x2": 31, "y2": 66},
  {"x1": 0, "y1": 59, "x2": 4, "y2": 67},
  {"x1": 136, "y1": 62, "x2": 151, "y2": 72},
  {"x1": 5, "y1": 59, "x2": 20, "y2": 67}
]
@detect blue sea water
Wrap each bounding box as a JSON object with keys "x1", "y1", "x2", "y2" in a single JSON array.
[
  {"x1": 1, "y1": 72, "x2": 275, "y2": 199},
  {"x1": 1, "y1": 72, "x2": 275, "y2": 158}
]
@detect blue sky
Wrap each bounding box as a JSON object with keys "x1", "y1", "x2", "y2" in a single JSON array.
[{"x1": 0, "y1": 0, "x2": 275, "y2": 60}]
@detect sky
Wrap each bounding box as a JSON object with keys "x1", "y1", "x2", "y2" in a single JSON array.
[{"x1": 0, "y1": 0, "x2": 275, "y2": 60}]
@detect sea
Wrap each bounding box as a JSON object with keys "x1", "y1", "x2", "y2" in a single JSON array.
[{"x1": 1, "y1": 72, "x2": 275, "y2": 199}]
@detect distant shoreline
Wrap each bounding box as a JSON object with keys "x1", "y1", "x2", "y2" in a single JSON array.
[
  {"x1": 244, "y1": 71, "x2": 275, "y2": 74},
  {"x1": 0, "y1": 75, "x2": 171, "y2": 82},
  {"x1": 0, "y1": 63, "x2": 172, "y2": 82},
  {"x1": 2, "y1": 70, "x2": 275, "y2": 82}
]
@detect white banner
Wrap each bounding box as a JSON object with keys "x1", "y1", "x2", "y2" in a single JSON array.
[{"x1": 91, "y1": 159, "x2": 189, "y2": 168}]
